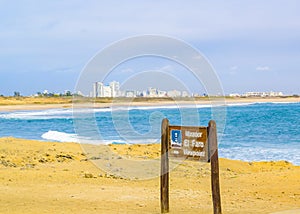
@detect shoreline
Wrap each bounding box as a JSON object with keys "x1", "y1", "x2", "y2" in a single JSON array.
[
  {"x1": 3, "y1": 136, "x2": 300, "y2": 166},
  {"x1": 0, "y1": 97, "x2": 299, "y2": 112}
]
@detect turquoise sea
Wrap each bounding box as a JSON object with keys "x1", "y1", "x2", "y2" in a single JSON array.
[{"x1": 0, "y1": 102, "x2": 299, "y2": 165}]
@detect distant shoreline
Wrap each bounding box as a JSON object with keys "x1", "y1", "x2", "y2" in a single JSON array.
[{"x1": 0, "y1": 96, "x2": 299, "y2": 112}]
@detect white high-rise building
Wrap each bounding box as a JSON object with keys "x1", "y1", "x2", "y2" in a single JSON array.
[
  {"x1": 102, "y1": 86, "x2": 112, "y2": 97},
  {"x1": 93, "y1": 81, "x2": 120, "y2": 97},
  {"x1": 93, "y1": 82, "x2": 104, "y2": 97},
  {"x1": 109, "y1": 81, "x2": 120, "y2": 97},
  {"x1": 93, "y1": 82, "x2": 99, "y2": 97}
]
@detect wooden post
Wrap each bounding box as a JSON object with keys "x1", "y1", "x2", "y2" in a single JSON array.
[
  {"x1": 208, "y1": 120, "x2": 222, "y2": 214},
  {"x1": 161, "y1": 118, "x2": 169, "y2": 213}
]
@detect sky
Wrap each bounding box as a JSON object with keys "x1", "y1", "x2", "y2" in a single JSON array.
[{"x1": 0, "y1": 0, "x2": 300, "y2": 96}]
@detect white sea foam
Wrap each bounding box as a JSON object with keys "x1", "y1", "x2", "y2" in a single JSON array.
[
  {"x1": 42, "y1": 130, "x2": 80, "y2": 142},
  {"x1": 224, "y1": 101, "x2": 299, "y2": 107},
  {"x1": 219, "y1": 147, "x2": 300, "y2": 166},
  {"x1": 0, "y1": 108, "x2": 110, "y2": 120},
  {"x1": 0, "y1": 105, "x2": 207, "y2": 120},
  {"x1": 267, "y1": 101, "x2": 300, "y2": 104},
  {"x1": 110, "y1": 105, "x2": 197, "y2": 111},
  {"x1": 0, "y1": 109, "x2": 73, "y2": 120},
  {"x1": 105, "y1": 103, "x2": 221, "y2": 111},
  {"x1": 41, "y1": 130, "x2": 104, "y2": 144},
  {"x1": 225, "y1": 102, "x2": 254, "y2": 107},
  {"x1": 41, "y1": 130, "x2": 160, "y2": 145}
]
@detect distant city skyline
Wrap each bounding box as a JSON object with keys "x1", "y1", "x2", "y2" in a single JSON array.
[
  {"x1": 1, "y1": 1, "x2": 300, "y2": 96},
  {"x1": 5, "y1": 80, "x2": 290, "y2": 98},
  {"x1": 6, "y1": 87, "x2": 291, "y2": 98},
  {"x1": 92, "y1": 81, "x2": 192, "y2": 98},
  {"x1": 1, "y1": 76, "x2": 292, "y2": 98}
]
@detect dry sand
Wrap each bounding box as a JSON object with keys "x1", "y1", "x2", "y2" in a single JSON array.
[
  {"x1": 0, "y1": 137, "x2": 299, "y2": 213},
  {"x1": 0, "y1": 97, "x2": 299, "y2": 112}
]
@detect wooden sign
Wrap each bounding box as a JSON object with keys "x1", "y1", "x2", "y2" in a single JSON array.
[
  {"x1": 160, "y1": 119, "x2": 222, "y2": 214},
  {"x1": 169, "y1": 126, "x2": 208, "y2": 162}
]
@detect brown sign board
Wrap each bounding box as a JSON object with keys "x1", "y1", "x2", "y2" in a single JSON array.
[
  {"x1": 161, "y1": 120, "x2": 221, "y2": 213},
  {"x1": 168, "y1": 125, "x2": 209, "y2": 162}
]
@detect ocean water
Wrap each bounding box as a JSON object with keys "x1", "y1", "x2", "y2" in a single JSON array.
[{"x1": 0, "y1": 102, "x2": 299, "y2": 165}]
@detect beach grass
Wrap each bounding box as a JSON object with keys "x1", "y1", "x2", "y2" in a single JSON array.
[{"x1": 0, "y1": 96, "x2": 73, "y2": 105}]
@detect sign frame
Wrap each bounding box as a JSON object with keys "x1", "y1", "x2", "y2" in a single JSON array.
[{"x1": 160, "y1": 119, "x2": 222, "y2": 214}]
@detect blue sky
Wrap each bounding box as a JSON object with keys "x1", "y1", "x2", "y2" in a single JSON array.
[{"x1": 0, "y1": 0, "x2": 300, "y2": 95}]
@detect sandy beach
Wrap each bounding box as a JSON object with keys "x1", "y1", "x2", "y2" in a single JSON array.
[
  {"x1": 0, "y1": 97, "x2": 299, "y2": 213},
  {"x1": 0, "y1": 137, "x2": 299, "y2": 213},
  {"x1": 0, "y1": 97, "x2": 299, "y2": 112}
]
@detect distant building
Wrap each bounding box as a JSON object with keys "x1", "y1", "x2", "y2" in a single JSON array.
[
  {"x1": 157, "y1": 90, "x2": 167, "y2": 97},
  {"x1": 268, "y1": 91, "x2": 283, "y2": 97},
  {"x1": 141, "y1": 90, "x2": 147, "y2": 97},
  {"x1": 167, "y1": 90, "x2": 181, "y2": 97},
  {"x1": 136, "y1": 91, "x2": 144, "y2": 97},
  {"x1": 91, "y1": 81, "x2": 204, "y2": 98},
  {"x1": 125, "y1": 90, "x2": 136, "y2": 97},
  {"x1": 43, "y1": 90, "x2": 49, "y2": 95},
  {"x1": 181, "y1": 91, "x2": 190, "y2": 97},
  {"x1": 229, "y1": 93, "x2": 241, "y2": 97},
  {"x1": 243, "y1": 91, "x2": 283, "y2": 97},
  {"x1": 147, "y1": 87, "x2": 157, "y2": 97},
  {"x1": 102, "y1": 85, "x2": 112, "y2": 97},
  {"x1": 109, "y1": 81, "x2": 120, "y2": 97},
  {"x1": 74, "y1": 91, "x2": 84, "y2": 96},
  {"x1": 244, "y1": 92, "x2": 265, "y2": 97},
  {"x1": 93, "y1": 82, "x2": 102, "y2": 97},
  {"x1": 93, "y1": 81, "x2": 120, "y2": 97}
]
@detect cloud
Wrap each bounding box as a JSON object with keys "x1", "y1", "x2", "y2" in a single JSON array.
[
  {"x1": 1, "y1": 1, "x2": 300, "y2": 95},
  {"x1": 2, "y1": 1, "x2": 300, "y2": 44},
  {"x1": 256, "y1": 66, "x2": 270, "y2": 71}
]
